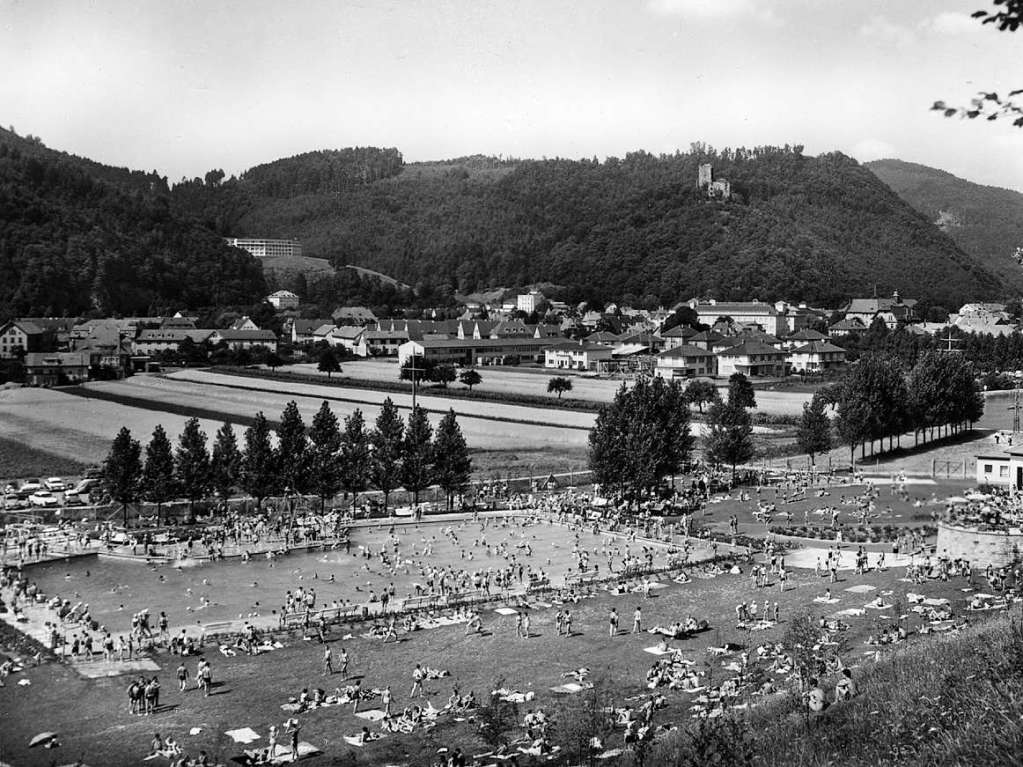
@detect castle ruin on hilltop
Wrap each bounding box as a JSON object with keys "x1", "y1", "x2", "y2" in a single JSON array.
[{"x1": 698, "y1": 163, "x2": 731, "y2": 201}]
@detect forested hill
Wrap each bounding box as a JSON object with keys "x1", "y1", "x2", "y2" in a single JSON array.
[
  {"x1": 866, "y1": 158, "x2": 1023, "y2": 290},
  {"x1": 174, "y1": 146, "x2": 1004, "y2": 308},
  {"x1": 0, "y1": 127, "x2": 266, "y2": 319}
]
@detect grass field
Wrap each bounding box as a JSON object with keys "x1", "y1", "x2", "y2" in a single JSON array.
[{"x1": 0, "y1": 435, "x2": 89, "y2": 479}]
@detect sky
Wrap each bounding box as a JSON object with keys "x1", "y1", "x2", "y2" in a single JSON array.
[{"x1": 2, "y1": 0, "x2": 1022, "y2": 190}]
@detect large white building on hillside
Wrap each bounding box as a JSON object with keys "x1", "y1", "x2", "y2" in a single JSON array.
[{"x1": 225, "y1": 238, "x2": 302, "y2": 259}]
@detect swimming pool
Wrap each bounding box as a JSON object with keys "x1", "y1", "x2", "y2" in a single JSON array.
[{"x1": 22, "y1": 516, "x2": 678, "y2": 636}]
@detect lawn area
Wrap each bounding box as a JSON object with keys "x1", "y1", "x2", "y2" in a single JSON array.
[{"x1": 0, "y1": 532, "x2": 982, "y2": 767}]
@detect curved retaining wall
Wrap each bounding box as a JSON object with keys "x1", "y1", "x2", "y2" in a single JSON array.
[{"x1": 936, "y1": 521, "x2": 1023, "y2": 568}]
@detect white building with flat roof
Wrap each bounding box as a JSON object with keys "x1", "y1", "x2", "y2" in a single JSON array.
[{"x1": 225, "y1": 238, "x2": 302, "y2": 259}]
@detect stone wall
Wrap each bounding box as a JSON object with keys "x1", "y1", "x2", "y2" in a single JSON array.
[{"x1": 936, "y1": 521, "x2": 1023, "y2": 568}]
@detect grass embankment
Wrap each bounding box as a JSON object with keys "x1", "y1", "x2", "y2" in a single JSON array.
[
  {"x1": 649, "y1": 608, "x2": 1023, "y2": 767},
  {"x1": 215, "y1": 366, "x2": 603, "y2": 413},
  {"x1": 0, "y1": 436, "x2": 89, "y2": 480}
]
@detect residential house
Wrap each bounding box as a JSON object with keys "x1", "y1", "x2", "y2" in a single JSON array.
[
  {"x1": 290, "y1": 318, "x2": 335, "y2": 344},
  {"x1": 843, "y1": 291, "x2": 917, "y2": 329},
  {"x1": 331, "y1": 306, "x2": 378, "y2": 326},
  {"x1": 327, "y1": 326, "x2": 367, "y2": 355},
  {"x1": 828, "y1": 317, "x2": 866, "y2": 338},
  {"x1": 0, "y1": 320, "x2": 54, "y2": 359},
  {"x1": 267, "y1": 290, "x2": 300, "y2": 310},
  {"x1": 230, "y1": 316, "x2": 260, "y2": 331},
  {"x1": 133, "y1": 329, "x2": 214, "y2": 354},
  {"x1": 787, "y1": 341, "x2": 848, "y2": 373},
  {"x1": 160, "y1": 316, "x2": 197, "y2": 330},
  {"x1": 781, "y1": 328, "x2": 829, "y2": 350},
  {"x1": 585, "y1": 331, "x2": 620, "y2": 345},
  {"x1": 716, "y1": 340, "x2": 787, "y2": 378},
  {"x1": 23, "y1": 352, "x2": 91, "y2": 386},
  {"x1": 363, "y1": 328, "x2": 409, "y2": 356},
  {"x1": 660, "y1": 325, "x2": 698, "y2": 350},
  {"x1": 975, "y1": 444, "x2": 1023, "y2": 489},
  {"x1": 687, "y1": 299, "x2": 786, "y2": 336},
  {"x1": 689, "y1": 330, "x2": 730, "y2": 352},
  {"x1": 544, "y1": 341, "x2": 613, "y2": 371},
  {"x1": 17, "y1": 317, "x2": 77, "y2": 350},
  {"x1": 209, "y1": 329, "x2": 278, "y2": 352},
  {"x1": 654, "y1": 345, "x2": 717, "y2": 379}
]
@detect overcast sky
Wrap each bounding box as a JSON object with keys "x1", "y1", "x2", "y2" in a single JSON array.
[{"x1": 2, "y1": 0, "x2": 1022, "y2": 190}]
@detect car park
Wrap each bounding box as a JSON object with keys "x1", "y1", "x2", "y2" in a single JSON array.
[
  {"x1": 44, "y1": 477, "x2": 66, "y2": 492},
  {"x1": 28, "y1": 491, "x2": 60, "y2": 508}
]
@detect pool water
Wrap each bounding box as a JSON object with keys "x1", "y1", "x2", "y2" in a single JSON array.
[{"x1": 24, "y1": 517, "x2": 671, "y2": 636}]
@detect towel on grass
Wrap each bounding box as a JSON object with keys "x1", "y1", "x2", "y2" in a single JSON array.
[{"x1": 225, "y1": 727, "x2": 260, "y2": 744}]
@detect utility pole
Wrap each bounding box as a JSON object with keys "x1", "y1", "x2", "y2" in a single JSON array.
[{"x1": 408, "y1": 353, "x2": 425, "y2": 410}]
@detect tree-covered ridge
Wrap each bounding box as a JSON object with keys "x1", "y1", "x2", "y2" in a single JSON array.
[
  {"x1": 236, "y1": 147, "x2": 404, "y2": 197},
  {"x1": 866, "y1": 158, "x2": 1023, "y2": 291},
  {"x1": 198, "y1": 145, "x2": 1003, "y2": 307},
  {"x1": 0, "y1": 128, "x2": 266, "y2": 319}
]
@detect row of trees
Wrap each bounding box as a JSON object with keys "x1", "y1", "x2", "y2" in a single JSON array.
[
  {"x1": 796, "y1": 350, "x2": 985, "y2": 465},
  {"x1": 102, "y1": 398, "x2": 473, "y2": 525}
]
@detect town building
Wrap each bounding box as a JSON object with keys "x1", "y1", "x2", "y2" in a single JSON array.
[
  {"x1": 224, "y1": 238, "x2": 302, "y2": 259},
  {"x1": 0, "y1": 320, "x2": 55, "y2": 359},
  {"x1": 544, "y1": 341, "x2": 613, "y2": 371},
  {"x1": 22, "y1": 352, "x2": 91, "y2": 386},
  {"x1": 654, "y1": 344, "x2": 717, "y2": 379},
  {"x1": 289, "y1": 318, "x2": 334, "y2": 345},
  {"x1": 697, "y1": 164, "x2": 731, "y2": 200},
  {"x1": 133, "y1": 329, "x2": 214, "y2": 354},
  {"x1": 331, "y1": 306, "x2": 378, "y2": 326},
  {"x1": 208, "y1": 329, "x2": 278, "y2": 352},
  {"x1": 686, "y1": 299, "x2": 787, "y2": 336},
  {"x1": 787, "y1": 341, "x2": 848, "y2": 373},
  {"x1": 843, "y1": 291, "x2": 917, "y2": 329},
  {"x1": 517, "y1": 291, "x2": 545, "y2": 313},
  {"x1": 716, "y1": 340, "x2": 787, "y2": 378},
  {"x1": 398, "y1": 337, "x2": 554, "y2": 367},
  {"x1": 659, "y1": 324, "x2": 698, "y2": 350},
  {"x1": 267, "y1": 290, "x2": 300, "y2": 310}
]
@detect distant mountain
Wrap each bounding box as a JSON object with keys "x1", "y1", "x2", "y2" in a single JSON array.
[
  {"x1": 0, "y1": 127, "x2": 266, "y2": 319},
  {"x1": 866, "y1": 159, "x2": 1023, "y2": 292},
  {"x1": 172, "y1": 145, "x2": 1005, "y2": 309}
]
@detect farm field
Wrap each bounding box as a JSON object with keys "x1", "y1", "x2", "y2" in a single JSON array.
[
  {"x1": 0, "y1": 375, "x2": 593, "y2": 482},
  {"x1": 284, "y1": 359, "x2": 817, "y2": 414}
]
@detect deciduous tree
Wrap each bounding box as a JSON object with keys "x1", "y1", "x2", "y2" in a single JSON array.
[
  {"x1": 684, "y1": 379, "x2": 719, "y2": 413},
  {"x1": 317, "y1": 347, "x2": 341, "y2": 379},
  {"x1": 727, "y1": 372, "x2": 756, "y2": 410},
  {"x1": 548, "y1": 376, "x2": 573, "y2": 399},
  {"x1": 704, "y1": 401, "x2": 754, "y2": 482},
  {"x1": 796, "y1": 394, "x2": 832, "y2": 466},
  {"x1": 458, "y1": 368, "x2": 482, "y2": 391}
]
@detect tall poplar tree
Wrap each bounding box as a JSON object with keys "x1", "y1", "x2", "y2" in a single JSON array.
[
  {"x1": 175, "y1": 417, "x2": 211, "y2": 514},
  {"x1": 308, "y1": 401, "x2": 342, "y2": 511},
  {"x1": 210, "y1": 421, "x2": 242, "y2": 499},
  {"x1": 142, "y1": 424, "x2": 177, "y2": 524},
  {"x1": 402, "y1": 405, "x2": 435, "y2": 507},
  {"x1": 370, "y1": 398, "x2": 404, "y2": 514},
  {"x1": 433, "y1": 409, "x2": 472, "y2": 511},
  {"x1": 104, "y1": 426, "x2": 142, "y2": 527},
  {"x1": 242, "y1": 411, "x2": 276, "y2": 510},
  {"x1": 339, "y1": 409, "x2": 372, "y2": 512}
]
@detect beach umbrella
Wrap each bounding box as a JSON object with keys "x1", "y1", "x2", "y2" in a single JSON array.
[{"x1": 28, "y1": 732, "x2": 59, "y2": 748}]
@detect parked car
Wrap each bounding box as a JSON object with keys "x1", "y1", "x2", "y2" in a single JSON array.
[
  {"x1": 3, "y1": 482, "x2": 19, "y2": 495},
  {"x1": 19, "y1": 480, "x2": 42, "y2": 497},
  {"x1": 84, "y1": 466, "x2": 104, "y2": 480},
  {"x1": 44, "y1": 477, "x2": 66, "y2": 492},
  {"x1": 28, "y1": 491, "x2": 59, "y2": 508},
  {"x1": 70, "y1": 478, "x2": 101, "y2": 495}
]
